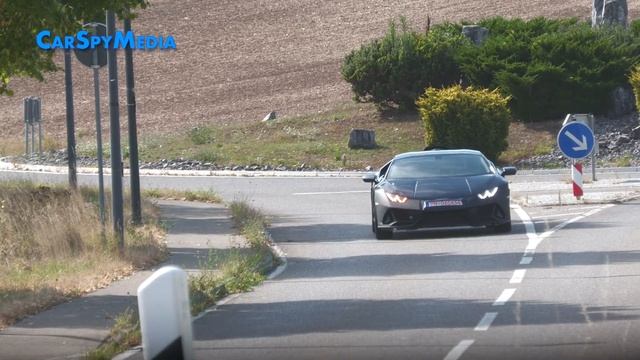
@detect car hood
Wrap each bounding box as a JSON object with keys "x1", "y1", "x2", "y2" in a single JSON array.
[{"x1": 386, "y1": 175, "x2": 502, "y2": 200}]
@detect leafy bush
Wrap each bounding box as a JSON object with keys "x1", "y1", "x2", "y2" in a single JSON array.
[
  {"x1": 416, "y1": 85, "x2": 510, "y2": 160},
  {"x1": 457, "y1": 17, "x2": 640, "y2": 120},
  {"x1": 629, "y1": 64, "x2": 640, "y2": 110},
  {"x1": 341, "y1": 19, "x2": 470, "y2": 109},
  {"x1": 344, "y1": 16, "x2": 640, "y2": 121}
]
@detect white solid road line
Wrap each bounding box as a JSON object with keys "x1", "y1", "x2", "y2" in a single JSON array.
[
  {"x1": 443, "y1": 340, "x2": 475, "y2": 360},
  {"x1": 475, "y1": 312, "x2": 498, "y2": 331},
  {"x1": 510, "y1": 269, "x2": 527, "y2": 284},
  {"x1": 493, "y1": 288, "x2": 517, "y2": 306},
  {"x1": 531, "y1": 212, "x2": 584, "y2": 219},
  {"x1": 292, "y1": 190, "x2": 369, "y2": 195}
]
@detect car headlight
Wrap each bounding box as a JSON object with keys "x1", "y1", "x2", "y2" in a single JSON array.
[
  {"x1": 477, "y1": 187, "x2": 498, "y2": 200},
  {"x1": 385, "y1": 192, "x2": 408, "y2": 203}
]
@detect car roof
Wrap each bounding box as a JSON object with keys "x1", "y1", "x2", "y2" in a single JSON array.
[{"x1": 392, "y1": 149, "x2": 485, "y2": 160}]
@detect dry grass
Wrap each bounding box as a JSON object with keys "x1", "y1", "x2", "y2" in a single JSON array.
[
  {"x1": 0, "y1": 181, "x2": 167, "y2": 329},
  {"x1": 499, "y1": 120, "x2": 559, "y2": 164},
  {"x1": 142, "y1": 188, "x2": 222, "y2": 203}
]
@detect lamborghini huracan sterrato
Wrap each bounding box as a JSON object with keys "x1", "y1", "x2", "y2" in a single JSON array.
[{"x1": 363, "y1": 149, "x2": 517, "y2": 239}]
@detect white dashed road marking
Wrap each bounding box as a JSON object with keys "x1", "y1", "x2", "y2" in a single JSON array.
[
  {"x1": 474, "y1": 312, "x2": 498, "y2": 331},
  {"x1": 520, "y1": 256, "x2": 533, "y2": 265},
  {"x1": 443, "y1": 340, "x2": 475, "y2": 360},
  {"x1": 493, "y1": 288, "x2": 517, "y2": 306},
  {"x1": 509, "y1": 269, "x2": 527, "y2": 284},
  {"x1": 444, "y1": 203, "x2": 617, "y2": 359}
]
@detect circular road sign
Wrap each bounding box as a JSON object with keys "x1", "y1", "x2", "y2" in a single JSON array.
[
  {"x1": 74, "y1": 23, "x2": 107, "y2": 68},
  {"x1": 557, "y1": 121, "x2": 595, "y2": 160}
]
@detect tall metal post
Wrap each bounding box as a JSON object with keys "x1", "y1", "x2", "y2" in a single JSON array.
[
  {"x1": 106, "y1": 10, "x2": 125, "y2": 250},
  {"x1": 590, "y1": 115, "x2": 597, "y2": 181},
  {"x1": 124, "y1": 17, "x2": 142, "y2": 225},
  {"x1": 24, "y1": 98, "x2": 29, "y2": 155},
  {"x1": 64, "y1": 50, "x2": 78, "y2": 189},
  {"x1": 93, "y1": 65, "x2": 106, "y2": 226}
]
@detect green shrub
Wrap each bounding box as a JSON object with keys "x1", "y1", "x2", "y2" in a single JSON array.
[
  {"x1": 343, "y1": 16, "x2": 640, "y2": 121},
  {"x1": 341, "y1": 18, "x2": 470, "y2": 109},
  {"x1": 416, "y1": 85, "x2": 510, "y2": 161},
  {"x1": 189, "y1": 126, "x2": 216, "y2": 145},
  {"x1": 458, "y1": 17, "x2": 640, "y2": 120},
  {"x1": 629, "y1": 64, "x2": 640, "y2": 110}
]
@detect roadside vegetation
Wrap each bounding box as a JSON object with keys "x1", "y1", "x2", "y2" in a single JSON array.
[
  {"x1": 142, "y1": 188, "x2": 222, "y2": 203},
  {"x1": 343, "y1": 16, "x2": 640, "y2": 120},
  {"x1": 0, "y1": 181, "x2": 167, "y2": 329},
  {"x1": 189, "y1": 200, "x2": 275, "y2": 315},
  {"x1": 89, "y1": 200, "x2": 277, "y2": 359},
  {"x1": 65, "y1": 101, "x2": 566, "y2": 170}
]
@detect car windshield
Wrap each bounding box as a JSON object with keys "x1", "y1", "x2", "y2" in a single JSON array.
[{"x1": 386, "y1": 154, "x2": 492, "y2": 179}]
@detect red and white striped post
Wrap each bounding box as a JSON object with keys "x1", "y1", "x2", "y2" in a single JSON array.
[{"x1": 572, "y1": 162, "x2": 583, "y2": 199}]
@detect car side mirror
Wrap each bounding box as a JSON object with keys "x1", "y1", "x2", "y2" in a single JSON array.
[
  {"x1": 501, "y1": 166, "x2": 517, "y2": 176},
  {"x1": 362, "y1": 172, "x2": 377, "y2": 183}
]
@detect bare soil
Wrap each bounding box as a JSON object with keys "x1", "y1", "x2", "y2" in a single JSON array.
[{"x1": 0, "y1": 1, "x2": 638, "y2": 143}]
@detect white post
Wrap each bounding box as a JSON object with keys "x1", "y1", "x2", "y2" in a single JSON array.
[{"x1": 137, "y1": 266, "x2": 193, "y2": 360}]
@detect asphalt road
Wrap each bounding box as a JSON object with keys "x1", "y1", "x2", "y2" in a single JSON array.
[{"x1": 1, "y1": 170, "x2": 639, "y2": 359}]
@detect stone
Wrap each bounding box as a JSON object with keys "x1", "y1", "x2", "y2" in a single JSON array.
[
  {"x1": 592, "y1": 0, "x2": 628, "y2": 28},
  {"x1": 348, "y1": 129, "x2": 377, "y2": 149},
  {"x1": 608, "y1": 85, "x2": 636, "y2": 117},
  {"x1": 462, "y1": 25, "x2": 489, "y2": 46},
  {"x1": 262, "y1": 111, "x2": 277, "y2": 122},
  {"x1": 616, "y1": 134, "x2": 631, "y2": 146},
  {"x1": 632, "y1": 125, "x2": 640, "y2": 140}
]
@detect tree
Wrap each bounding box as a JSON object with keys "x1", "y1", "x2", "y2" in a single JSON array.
[{"x1": 0, "y1": 0, "x2": 147, "y2": 95}]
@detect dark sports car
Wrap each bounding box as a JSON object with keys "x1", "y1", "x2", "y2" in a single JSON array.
[{"x1": 363, "y1": 149, "x2": 517, "y2": 239}]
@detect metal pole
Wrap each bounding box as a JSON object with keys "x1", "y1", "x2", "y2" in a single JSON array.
[
  {"x1": 24, "y1": 98, "x2": 29, "y2": 155},
  {"x1": 38, "y1": 122, "x2": 42, "y2": 154},
  {"x1": 93, "y1": 66, "x2": 106, "y2": 226},
  {"x1": 31, "y1": 121, "x2": 35, "y2": 154},
  {"x1": 124, "y1": 17, "x2": 142, "y2": 225},
  {"x1": 591, "y1": 115, "x2": 597, "y2": 181},
  {"x1": 106, "y1": 10, "x2": 125, "y2": 250},
  {"x1": 25, "y1": 123, "x2": 29, "y2": 155},
  {"x1": 64, "y1": 50, "x2": 78, "y2": 189}
]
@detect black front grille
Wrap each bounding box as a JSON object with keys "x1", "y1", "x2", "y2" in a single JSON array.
[{"x1": 384, "y1": 204, "x2": 504, "y2": 228}]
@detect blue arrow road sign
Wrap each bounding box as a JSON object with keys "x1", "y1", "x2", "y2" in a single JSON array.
[{"x1": 557, "y1": 122, "x2": 595, "y2": 160}]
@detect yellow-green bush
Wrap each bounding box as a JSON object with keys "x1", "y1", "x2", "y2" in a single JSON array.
[
  {"x1": 416, "y1": 85, "x2": 510, "y2": 161},
  {"x1": 629, "y1": 64, "x2": 640, "y2": 110}
]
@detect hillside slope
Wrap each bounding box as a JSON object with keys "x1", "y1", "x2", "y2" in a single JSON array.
[{"x1": 0, "y1": 0, "x2": 637, "y2": 142}]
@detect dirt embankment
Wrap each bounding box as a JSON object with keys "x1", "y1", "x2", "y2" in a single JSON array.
[{"x1": 0, "y1": 0, "x2": 637, "y2": 141}]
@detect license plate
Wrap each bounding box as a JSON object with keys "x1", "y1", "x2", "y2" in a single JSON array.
[{"x1": 423, "y1": 200, "x2": 463, "y2": 209}]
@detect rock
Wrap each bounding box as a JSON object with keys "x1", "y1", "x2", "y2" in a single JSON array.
[
  {"x1": 592, "y1": 0, "x2": 628, "y2": 28},
  {"x1": 616, "y1": 134, "x2": 631, "y2": 146},
  {"x1": 608, "y1": 85, "x2": 636, "y2": 117},
  {"x1": 364, "y1": 166, "x2": 373, "y2": 171},
  {"x1": 632, "y1": 125, "x2": 640, "y2": 139},
  {"x1": 348, "y1": 129, "x2": 377, "y2": 149},
  {"x1": 262, "y1": 111, "x2": 277, "y2": 122},
  {"x1": 462, "y1": 25, "x2": 489, "y2": 46}
]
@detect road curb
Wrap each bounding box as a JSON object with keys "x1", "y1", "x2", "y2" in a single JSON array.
[
  {"x1": 114, "y1": 226, "x2": 288, "y2": 360},
  {"x1": 0, "y1": 160, "x2": 363, "y2": 178}
]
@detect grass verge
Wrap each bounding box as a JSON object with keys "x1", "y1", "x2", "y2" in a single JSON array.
[
  {"x1": 189, "y1": 200, "x2": 275, "y2": 314},
  {"x1": 142, "y1": 188, "x2": 222, "y2": 203},
  {"x1": 88, "y1": 200, "x2": 277, "y2": 359},
  {"x1": 86, "y1": 309, "x2": 141, "y2": 360},
  {"x1": 0, "y1": 181, "x2": 167, "y2": 329}
]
